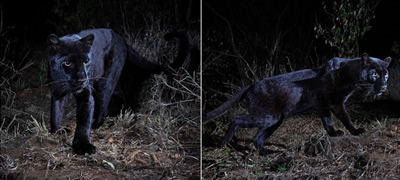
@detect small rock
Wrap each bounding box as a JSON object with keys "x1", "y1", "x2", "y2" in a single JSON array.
[{"x1": 390, "y1": 125, "x2": 398, "y2": 132}]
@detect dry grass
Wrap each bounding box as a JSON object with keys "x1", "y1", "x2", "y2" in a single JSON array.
[{"x1": 202, "y1": 112, "x2": 400, "y2": 179}]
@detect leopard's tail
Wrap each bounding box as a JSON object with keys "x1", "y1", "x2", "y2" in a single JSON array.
[
  {"x1": 165, "y1": 31, "x2": 200, "y2": 73},
  {"x1": 164, "y1": 31, "x2": 190, "y2": 69},
  {"x1": 203, "y1": 86, "x2": 251, "y2": 122},
  {"x1": 125, "y1": 31, "x2": 193, "y2": 74}
]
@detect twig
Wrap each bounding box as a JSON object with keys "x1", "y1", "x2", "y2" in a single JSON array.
[{"x1": 204, "y1": 2, "x2": 256, "y2": 79}]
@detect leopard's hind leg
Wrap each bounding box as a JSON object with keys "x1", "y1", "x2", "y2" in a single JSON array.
[
  {"x1": 252, "y1": 114, "x2": 284, "y2": 155},
  {"x1": 219, "y1": 114, "x2": 255, "y2": 148}
]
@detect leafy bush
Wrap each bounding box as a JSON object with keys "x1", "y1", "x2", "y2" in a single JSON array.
[{"x1": 314, "y1": 0, "x2": 379, "y2": 57}]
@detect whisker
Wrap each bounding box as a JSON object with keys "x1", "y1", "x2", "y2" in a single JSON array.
[
  {"x1": 44, "y1": 80, "x2": 69, "y2": 86},
  {"x1": 88, "y1": 77, "x2": 108, "y2": 81},
  {"x1": 89, "y1": 84, "x2": 97, "y2": 94},
  {"x1": 44, "y1": 77, "x2": 106, "y2": 85}
]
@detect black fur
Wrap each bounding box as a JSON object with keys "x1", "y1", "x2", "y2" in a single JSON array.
[
  {"x1": 47, "y1": 29, "x2": 191, "y2": 155},
  {"x1": 164, "y1": 31, "x2": 200, "y2": 73},
  {"x1": 205, "y1": 53, "x2": 391, "y2": 155}
]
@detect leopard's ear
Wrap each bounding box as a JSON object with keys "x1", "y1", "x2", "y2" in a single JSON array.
[
  {"x1": 48, "y1": 34, "x2": 59, "y2": 45},
  {"x1": 80, "y1": 34, "x2": 95, "y2": 46},
  {"x1": 48, "y1": 34, "x2": 60, "y2": 50},
  {"x1": 383, "y1": 57, "x2": 392, "y2": 67},
  {"x1": 361, "y1": 53, "x2": 371, "y2": 66}
]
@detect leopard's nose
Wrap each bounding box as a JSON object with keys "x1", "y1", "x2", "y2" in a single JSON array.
[{"x1": 380, "y1": 86, "x2": 387, "y2": 92}]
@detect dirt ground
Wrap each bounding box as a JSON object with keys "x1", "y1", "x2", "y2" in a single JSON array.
[
  {"x1": 1, "y1": 71, "x2": 200, "y2": 179},
  {"x1": 202, "y1": 109, "x2": 400, "y2": 179}
]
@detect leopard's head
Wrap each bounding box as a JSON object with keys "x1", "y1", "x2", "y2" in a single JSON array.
[
  {"x1": 359, "y1": 53, "x2": 391, "y2": 96},
  {"x1": 47, "y1": 33, "x2": 94, "y2": 98}
]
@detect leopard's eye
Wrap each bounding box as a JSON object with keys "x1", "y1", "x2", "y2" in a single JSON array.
[
  {"x1": 372, "y1": 72, "x2": 379, "y2": 78},
  {"x1": 83, "y1": 58, "x2": 90, "y2": 65},
  {"x1": 63, "y1": 60, "x2": 71, "y2": 67},
  {"x1": 384, "y1": 74, "x2": 389, "y2": 80}
]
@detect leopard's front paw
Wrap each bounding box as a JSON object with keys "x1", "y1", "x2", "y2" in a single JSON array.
[
  {"x1": 351, "y1": 127, "x2": 365, "y2": 136},
  {"x1": 259, "y1": 149, "x2": 280, "y2": 156},
  {"x1": 328, "y1": 129, "x2": 344, "y2": 137},
  {"x1": 72, "y1": 141, "x2": 96, "y2": 155},
  {"x1": 218, "y1": 141, "x2": 228, "y2": 148}
]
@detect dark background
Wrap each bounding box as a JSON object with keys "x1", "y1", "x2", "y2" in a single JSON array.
[
  {"x1": 203, "y1": 0, "x2": 400, "y2": 59},
  {"x1": 1, "y1": 0, "x2": 200, "y2": 85},
  {"x1": 202, "y1": 0, "x2": 400, "y2": 110},
  {"x1": 2, "y1": 0, "x2": 200, "y2": 40}
]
